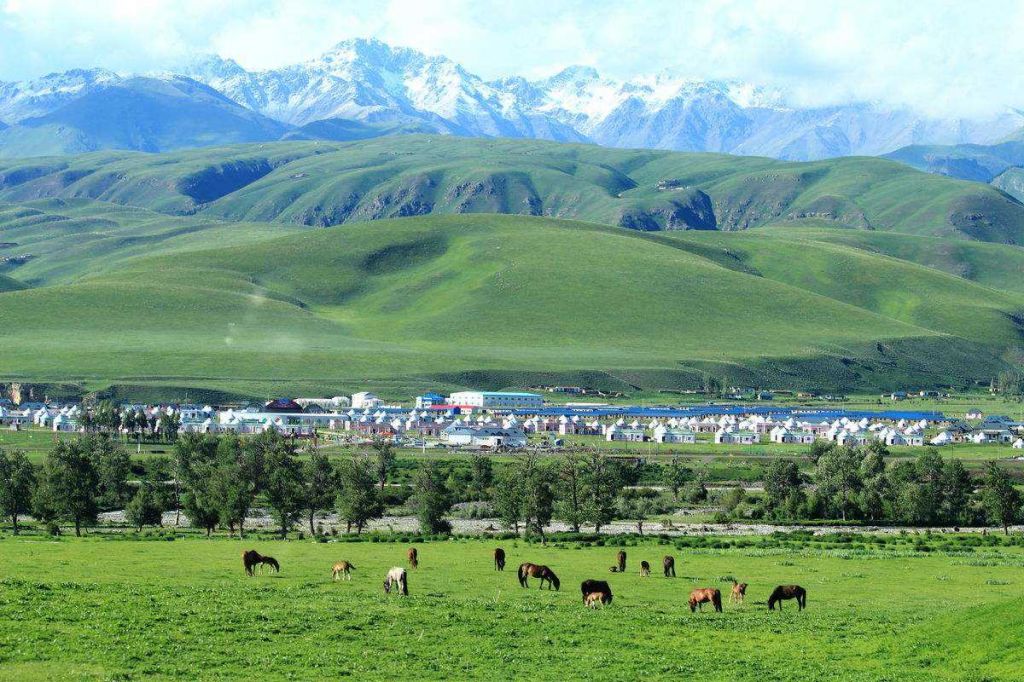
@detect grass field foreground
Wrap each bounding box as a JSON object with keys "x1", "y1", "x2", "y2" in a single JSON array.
[{"x1": 0, "y1": 535, "x2": 1022, "y2": 680}]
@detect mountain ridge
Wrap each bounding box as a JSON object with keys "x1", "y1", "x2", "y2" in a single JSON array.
[{"x1": 2, "y1": 38, "x2": 1023, "y2": 160}]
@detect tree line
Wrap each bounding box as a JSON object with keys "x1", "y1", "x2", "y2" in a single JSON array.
[
  {"x1": 1, "y1": 435, "x2": 1021, "y2": 537},
  {"x1": 754, "y1": 441, "x2": 1021, "y2": 533}
]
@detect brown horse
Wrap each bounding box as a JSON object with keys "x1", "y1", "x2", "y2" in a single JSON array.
[
  {"x1": 639, "y1": 560, "x2": 651, "y2": 577},
  {"x1": 494, "y1": 547, "x2": 506, "y2": 571},
  {"x1": 768, "y1": 585, "x2": 806, "y2": 611},
  {"x1": 616, "y1": 550, "x2": 627, "y2": 573},
  {"x1": 581, "y1": 579, "x2": 613, "y2": 605},
  {"x1": 408, "y1": 547, "x2": 418, "y2": 569},
  {"x1": 689, "y1": 587, "x2": 722, "y2": 612},
  {"x1": 332, "y1": 561, "x2": 355, "y2": 581},
  {"x1": 730, "y1": 580, "x2": 747, "y2": 603},
  {"x1": 585, "y1": 592, "x2": 608, "y2": 608},
  {"x1": 518, "y1": 563, "x2": 560, "y2": 590},
  {"x1": 242, "y1": 550, "x2": 280, "y2": 577},
  {"x1": 663, "y1": 555, "x2": 676, "y2": 578}
]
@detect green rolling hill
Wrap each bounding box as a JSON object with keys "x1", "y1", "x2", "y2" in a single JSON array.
[
  {"x1": 1, "y1": 136, "x2": 1023, "y2": 242},
  {"x1": 0, "y1": 137, "x2": 1021, "y2": 399}
]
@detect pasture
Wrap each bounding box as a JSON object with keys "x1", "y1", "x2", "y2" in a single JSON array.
[{"x1": 1, "y1": 535, "x2": 1022, "y2": 680}]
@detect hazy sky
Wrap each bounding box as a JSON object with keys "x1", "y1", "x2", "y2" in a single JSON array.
[{"x1": 1, "y1": 0, "x2": 1021, "y2": 117}]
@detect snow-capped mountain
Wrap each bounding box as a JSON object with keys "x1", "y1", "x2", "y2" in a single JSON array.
[
  {"x1": 0, "y1": 68, "x2": 122, "y2": 123},
  {"x1": 1, "y1": 38, "x2": 1022, "y2": 160},
  {"x1": 183, "y1": 39, "x2": 585, "y2": 142}
]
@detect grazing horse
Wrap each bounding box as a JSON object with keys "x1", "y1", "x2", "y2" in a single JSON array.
[
  {"x1": 332, "y1": 561, "x2": 355, "y2": 581},
  {"x1": 663, "y1": 555, "x2": 676, "y2": 578},
  {"x1": 580, "y1": 579, "x2": 613, "y2": 605},
  {"x1": 518, "y1": 563, "x2": 560, "y2": 591},
  {"x1": 407, "y1": 547, "x2": 419, "y2": 569},
  {"x1": 494, "y1": 547, "x2": 506, "y2": 571},
  {"x1": 384, "y1": 567, "x2": 408, "y2": 596},
  {"x1": 730, "y1": 580, "x2": 747, "y2": 603},
  {"x1": 689, "y1": 587, "x2": 723, "y2": 613},
  {"x1": 768, "y1": 585, "x2": 806, "y2": 611},
  {"x1": 242, "y1": 550, "x2": 279, "y2": 577},
  {"x1": 639, "y1": 560, "x2": 651, "y2": 577},
  {"x1": 616, "y1": 550, "x2": 627, "y2": 573},
  {"x1": 584, "y1": 592, "x2": 608, "y2": 608}
]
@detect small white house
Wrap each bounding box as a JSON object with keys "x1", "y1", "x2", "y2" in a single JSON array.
[
  {"x1": 606, "y1": 426, "x2": 646, "y2": 442},
  {"x1": 442, "y1": 425, "x2": 527, "y2": 448},
  {"x1": 653, "y1": 425, "x2": 696, "y2": 444},
  {"x1": 351, "y1": 392, "x2": 383, "y2": 409},
  {"x1": 1013, "y1": 438, "x2": 1024, "y2": 449},
  {"x1": 715, "y1": 430, "x2": 759, "y2": 445}
]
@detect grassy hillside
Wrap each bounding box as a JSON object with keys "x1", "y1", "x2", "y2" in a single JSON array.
[
  {"x1": 0, "y1": 199, "x2": 305, "y2": 285},
  {"x1": 0, "y1": 214, "x2": 1019, "y2": 397},
  {"x1": 1, "y1": 136, "x2": 1022, "y2": 243}
]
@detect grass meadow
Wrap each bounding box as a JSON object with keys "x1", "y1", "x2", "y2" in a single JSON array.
[{"x1": 1, "y1": 534, "x2": 1022, "y2": 680}]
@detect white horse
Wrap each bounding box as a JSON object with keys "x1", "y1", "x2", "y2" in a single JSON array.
[{"x1": 384, "y1": 566, "x2": 408, "y2": 595}]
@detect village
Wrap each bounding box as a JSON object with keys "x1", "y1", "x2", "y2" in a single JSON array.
[{"x1": 2, "y1": 389, "x2": 1022, "y2": 453}]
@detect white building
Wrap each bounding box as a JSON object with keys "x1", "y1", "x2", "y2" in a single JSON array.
[
  {"x1": 653, "y1": 425, "x2": 696, "y2": 444},
  {"x1": 447, "y1": 391, "x2": 543, "y2": 410},
  {"x1": 442, "y1": 424, "x2": 527, "y2": 448},
  {"x1": 351, "y1": 392, "x2": 383, "y2": 409},
  {"x1": 606, "y1": 425, "x2": 646, "y2": 442},
  {"x1": 715, "y1": 430, "x2": 759, "y2": 445}
]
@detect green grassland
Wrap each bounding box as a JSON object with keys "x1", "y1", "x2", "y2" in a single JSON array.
[
  {"x1": 1, "y1": 213, "x2": 1021, "y2": 397},
  {"x1": 0, "y1": 136, "x2": 1022, "y2": 399},
  {"x1": 1, "y1": 536, "x2": 1022, "y2": 680}
]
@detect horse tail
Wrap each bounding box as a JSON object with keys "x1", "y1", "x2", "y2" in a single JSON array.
[{"x1": 517, "y1": 563, "x2": 527, "y2": 587}]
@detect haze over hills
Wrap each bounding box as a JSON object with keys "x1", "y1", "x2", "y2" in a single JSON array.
[
  {"x1": 0, "y1": 137, "x2": 1022, "y2": 399},
  {"x1": 2, "y1": 39, "x2": 1024, "y2": 160}
]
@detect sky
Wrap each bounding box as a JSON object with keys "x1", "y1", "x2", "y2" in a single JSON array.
[{"x1": 1, "y1": 0, "x2": 1022, "y2": 117}]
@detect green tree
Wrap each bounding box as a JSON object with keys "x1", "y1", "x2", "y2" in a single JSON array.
[
  {"x1": 859, "y1": 447, "x2": 888, "y2": 521},
  {"x1": 336, "y1": 455, "x2": 384, "y2": 534},
  {"x1": 554, "y1": 451, "x2": 586, "y2": 532},
  {"x1": 467, "y1": 453, "x2": 494, "y2": 501},
  {"x1": 942, "y1": 458, "x2": 973, "y2": 526},
  {"x1": 93, "y1": 437, "x2": 132, "y2": 509},
  {"x1": 815, "y1": 446, "x2": 862, "y2": 521},
  {"x1": 173, "y1": 434, "x2": 220, "y2": 533},
  {"x1": 371, "y1": 437, "x2": 397, "y2": 491},
  {"x1": 492, "y1": 466, "x2": 524, "y2": 532},
  {"x1": 664, "y1": 456, "x2": 692, "y2": 501},
  {"x1": 411, "y1": 460, "x2": 451, "y2": 534},
  {"x1": 808, "y1": 440, "x2": 836, "y2": 465},
  {"x1": 982, "y1": 461, "x2": 1021, "y2": 534},
  {"x1": 763, "y1": 459, "x2": 802, "y2": 516},
  {"x1": 38, "y1": 440, "x2": 99, "y2": 536},
  {"x1": 0, "y1": 448, "x2": 35, "y2": 534},
  {"x1": 302, "y1": 452, "x2": 337, "y2": 536},
  {"x1": 517, "y1": 453, "x2": 554, "y2": 540},
  {"x1": 581, "y1": 453, "x2": 620, "y2": 532},
  {"x1": 264, "y1": 440, "x2": 304, "y2": 538},
  {"x1": 125, "y1": 482, "x2": 163, "y2": 531}
]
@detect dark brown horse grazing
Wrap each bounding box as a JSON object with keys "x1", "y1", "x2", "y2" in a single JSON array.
[
  {"x1": 580, "y1": 579, "x2": 613, "y2": 605},
  {"x1": 639, "y1": 560, "x2": 651, "y2": 577},
  {"x1": 494, "y1": 547, "x2": 506, "y2": 571},
  {"x1": 663, "y1": 555, "x2": 676, "y2": 578},
  {"x1": 616, "y1": 550, "x2": 626, "y2": 573},
  {"x1": 768, "y1": 585, "x2": 806, "y2": 611},
  {"x1": 407, "y1": 547, "x2": 419, "y2": 569},
  {"x1": 689, "y1": 587, "x2": 722, "y2": 612},
  {"x1": 242, "y1": 549, "x2": 280, "y2": 576},
  {"x1": 518, "y1": 563, "x2": 560, "y2": 590}
]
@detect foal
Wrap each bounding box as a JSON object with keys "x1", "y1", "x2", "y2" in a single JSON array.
[
  {"x1": 730, "y1": 580, "x2": 747, "y2": 603},
  {"x1": 332, "y1": 561, "x2": 355, "y2": 581},
  {"x1": 639, "y1": 560, "x2": 651, "y2": 577}
]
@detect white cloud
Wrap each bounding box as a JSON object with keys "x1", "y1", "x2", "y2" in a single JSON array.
[{"x1": 1, "y1": 0, "x2": 1022, "y2": 117}]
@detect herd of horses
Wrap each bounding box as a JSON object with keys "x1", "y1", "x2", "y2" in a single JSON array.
[{"x1": 241, "y1": 546, "x2": 807, "y2": 612}]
